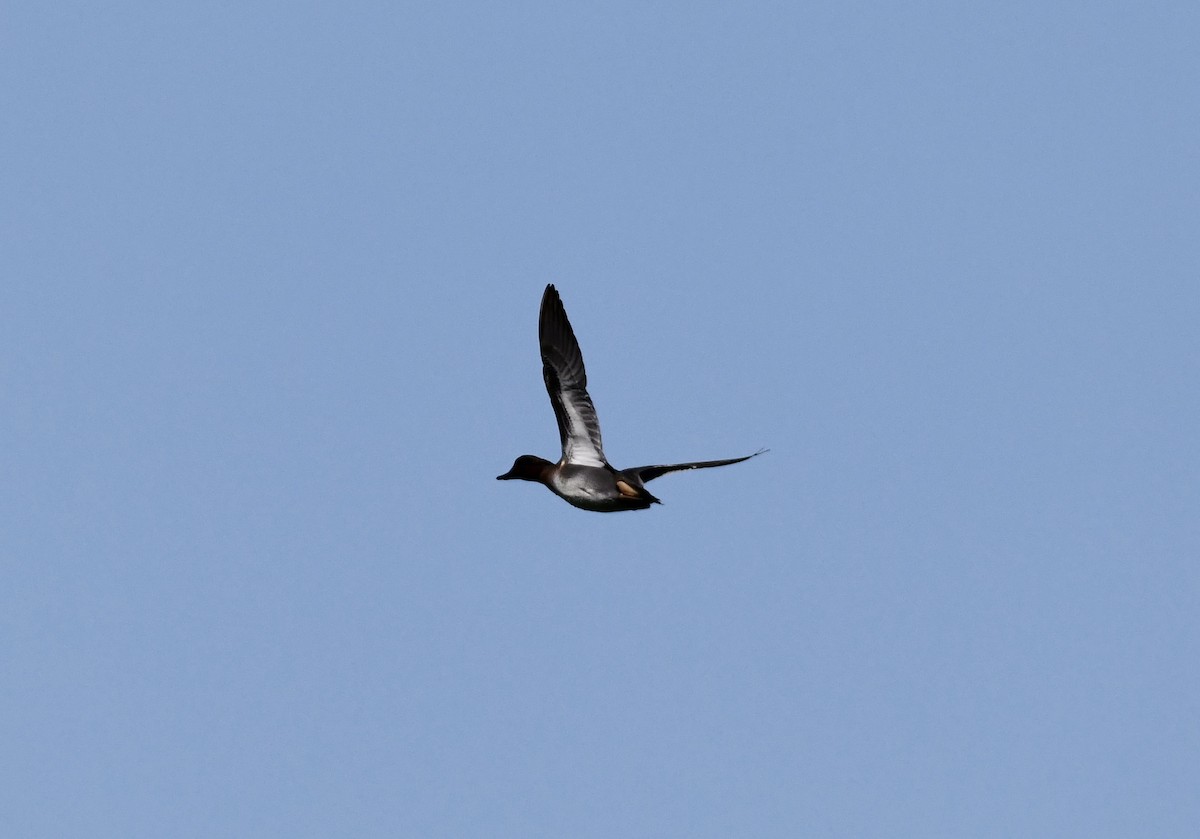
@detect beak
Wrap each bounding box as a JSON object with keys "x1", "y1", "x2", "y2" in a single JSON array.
[{"x1": 496, "y1": 470, "x2": 516, "y2": 480}]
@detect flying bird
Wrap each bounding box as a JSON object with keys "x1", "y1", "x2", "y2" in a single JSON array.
[{"x1": 497, "y1": 284, "x2": 764, "y2": 512}]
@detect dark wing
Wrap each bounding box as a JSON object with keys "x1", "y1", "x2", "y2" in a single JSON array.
[
  {"x1": 539, "y1": 284, "x2": 607, "y2": 467},
  {"x1": 632, "y1": 448, "x2": 767, "y2": 483}
]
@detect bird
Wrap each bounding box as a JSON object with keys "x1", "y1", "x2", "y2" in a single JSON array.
[{"x1": 497, "y1": 284, "x2": 765, "y2": 512}]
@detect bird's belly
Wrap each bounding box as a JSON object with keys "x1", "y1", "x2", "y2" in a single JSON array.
[{"x1": 548, "y1": 469, "x2": 649, "y2": 512}]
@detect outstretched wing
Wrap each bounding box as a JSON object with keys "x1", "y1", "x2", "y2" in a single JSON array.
[
  {"x1": 539, "y1": 284, "x2": 607, "y2": 467},
  {"x1": 631, "y1": 448, "x2": 767, "y2": 483}
]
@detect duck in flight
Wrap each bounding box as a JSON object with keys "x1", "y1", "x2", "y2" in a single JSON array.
[{"x1": 498, "y1": 284, "x2": 765, "y2": 512}]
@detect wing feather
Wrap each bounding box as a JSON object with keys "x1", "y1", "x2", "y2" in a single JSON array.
[
  {"x1": 632, "y1": 449, "x2": 767, "y2": 483},
  {"x1": 539, "y1": 285, "x2": 607, "y2": 467}
]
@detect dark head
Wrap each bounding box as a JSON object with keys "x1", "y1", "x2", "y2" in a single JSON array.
[{"x1": 497, "y1": 455, "x2": 554, "y2": 482}]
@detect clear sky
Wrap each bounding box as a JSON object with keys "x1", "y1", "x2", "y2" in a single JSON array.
[{"x1": 3, "y1": 2, "x2": 1197, "y2": 836}]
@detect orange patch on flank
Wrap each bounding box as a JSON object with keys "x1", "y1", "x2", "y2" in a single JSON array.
[{"x1": 615, "y1": 480, "x2": 640, "y2": 498}]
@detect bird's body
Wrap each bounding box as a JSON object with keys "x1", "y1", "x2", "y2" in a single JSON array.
[{"x1": 497, "y1": 285, "x2": 763, "y2": 512}]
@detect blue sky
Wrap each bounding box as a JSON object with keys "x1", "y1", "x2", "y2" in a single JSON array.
[{"x1": 3, "y1": 2, "x2": 1197, "y2": 836}]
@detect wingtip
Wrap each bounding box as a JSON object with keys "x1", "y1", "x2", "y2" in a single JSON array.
[{"x1": 540, "y1": 284, "x2": 565, "y2": 324}]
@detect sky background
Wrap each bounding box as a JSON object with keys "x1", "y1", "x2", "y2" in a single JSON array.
[{"x1": 3, "y1": 2, "x2": 1198, "y2": 836}]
